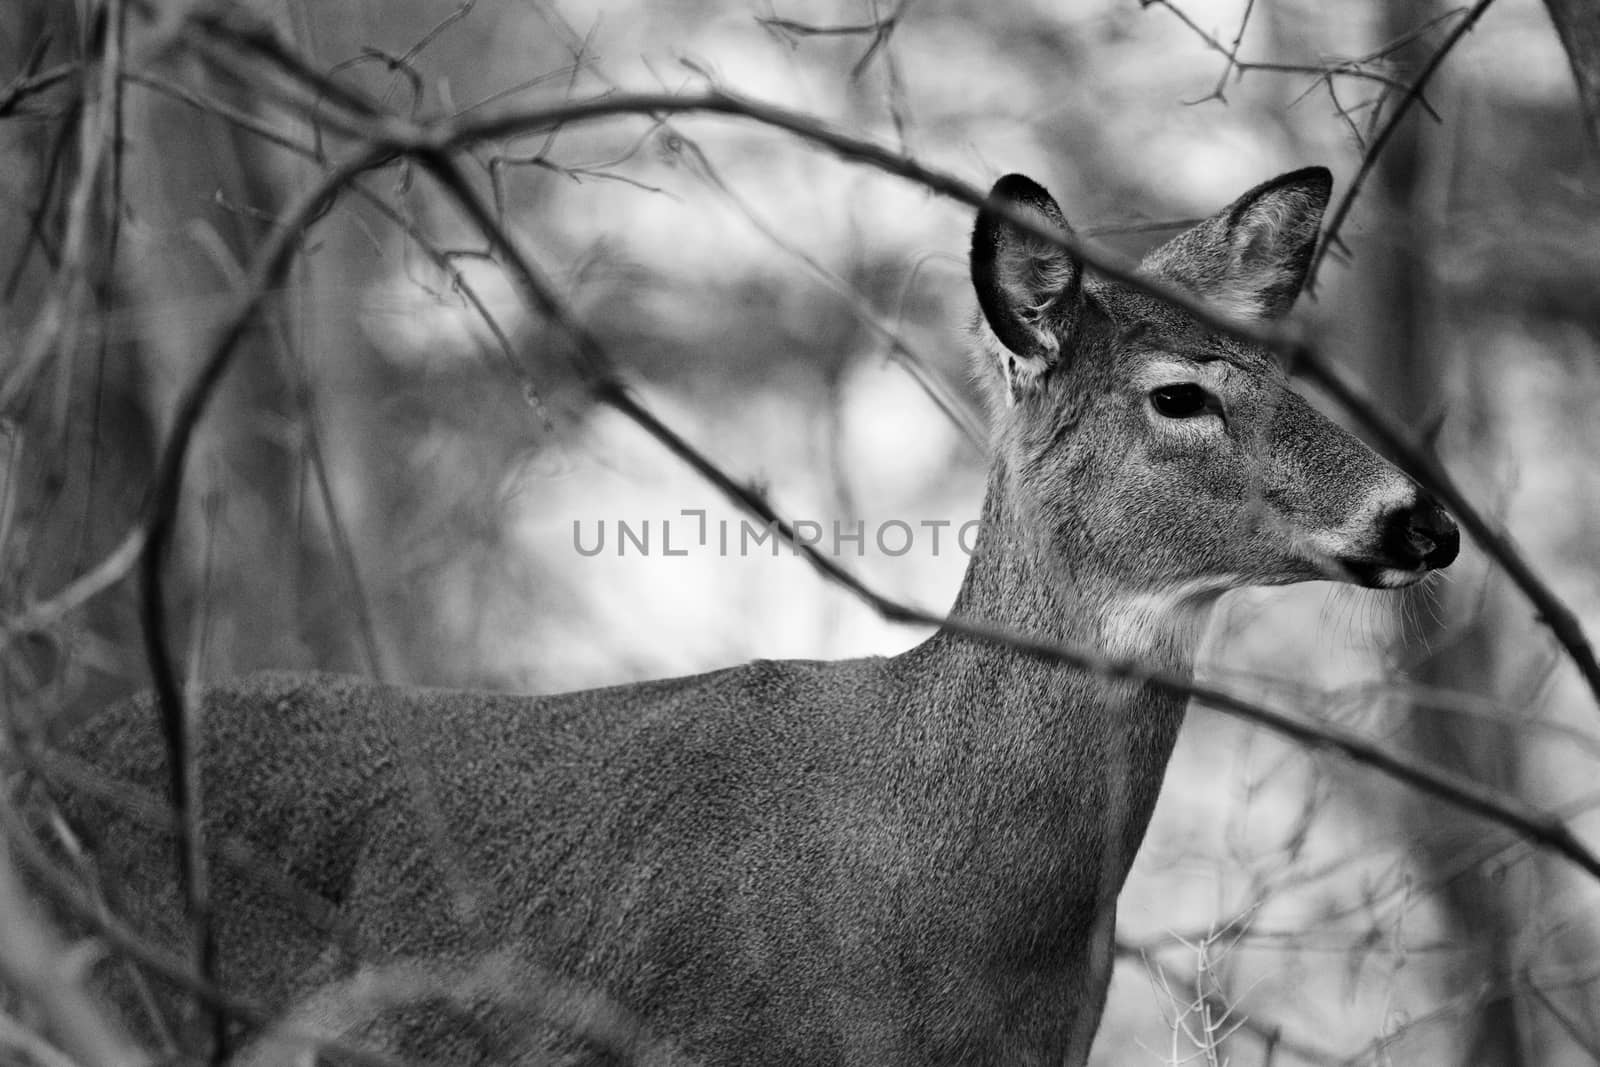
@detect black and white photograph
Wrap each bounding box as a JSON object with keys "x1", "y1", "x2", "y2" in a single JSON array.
[{"x1": 3, "y1": 0, "x2": 1599, "y2": 1063}]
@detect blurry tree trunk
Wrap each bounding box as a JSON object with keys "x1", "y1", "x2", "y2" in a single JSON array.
[
  {"x1": 117, "y1": 19, "x2": 326, "y2": 682},
  {"x1": 1359, "y1": 3, "x2": 1527, "y2": 1064},
  {"x1": 1542, "y1": 0, "x2": 1600, "y2": 147},
  {"x1": 3, "y1": 3, "x2": 355, "y2": 728}
]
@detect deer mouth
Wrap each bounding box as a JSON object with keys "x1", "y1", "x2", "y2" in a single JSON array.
[
  {"x1": 1331, "y1": 556, "x2": 1459, "y2": 588},
  {"x1": 1334, "y1": 558, "x2": 1443, "y2": 589}
]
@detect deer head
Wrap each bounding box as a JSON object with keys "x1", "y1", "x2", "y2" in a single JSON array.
[{"x1": 969, "y1": 168, "x2": 1458, "y2": 604}]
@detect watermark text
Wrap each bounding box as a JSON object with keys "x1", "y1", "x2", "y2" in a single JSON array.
[{"x1": 571, "y1": 509, "x2": 978, "y2": 558}]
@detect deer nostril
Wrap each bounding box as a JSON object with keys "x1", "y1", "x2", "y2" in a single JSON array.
[
  {"x1": 1401, "y1": 498, "x2": 1459, "y2": 570},
  {"x1": 1423, "y1": 520, "x2": 1460, "y2": 569}
]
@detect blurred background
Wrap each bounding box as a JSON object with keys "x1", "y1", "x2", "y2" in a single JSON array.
[{"x1": 5, "y1": 0, "x2": 1600, "y2": 1062}]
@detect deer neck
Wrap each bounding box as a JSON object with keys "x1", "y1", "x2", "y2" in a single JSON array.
[
  {"x1": 918, "y1": 461, "x2": 1224, "y2": 684},
  {"x1": 890, "y1": 462, "x2": 1224, "y2": 888}
]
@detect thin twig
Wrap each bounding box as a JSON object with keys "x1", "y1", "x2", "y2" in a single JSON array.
[
  {"x1": 1522, "y1": 968, "x2": 1600, "y2": 1059},
  {"x1": 396, "y1": 0, "x2": 477, "y2": 67},
  {"x1": 123, "y1": 71, "x2": 319, "y2": 157},
  {"x1": 1306, "y1": 0, "x2": 1497, "y2": 286},
  {"x1": 1214, "y1": 0, "x2": 1258, "y2": 100},
  {"x1": 0, "y1": 62, "x2": 77, "y2": 118},
  {"x1": 1143, "y1": 0, "x2": 1431, "y2": 110},
  {"x1": 2, "y1": 98, "x2": 78, "y2": 299},
  {"x1": 1120, "y1": 939, "x2": 1339, "y2": 1065},
  {"x1": 127, "y1": 70, "x2": 526, "y2": 386},
  {"x1": 2, "y1": 526, "x2": 146, "y2": 650},
  {"x1": 668, "y1": 128, "x2": 985, "y2": 448}
]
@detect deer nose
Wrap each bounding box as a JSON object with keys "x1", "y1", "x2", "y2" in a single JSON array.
[{"x1": 1385, "y1": 495, "x2": 1459, "y2": 570}]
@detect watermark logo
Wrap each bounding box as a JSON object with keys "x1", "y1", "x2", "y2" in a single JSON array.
[{"x1": 572, "y1": 509, "x2": 979, "y2": 558}]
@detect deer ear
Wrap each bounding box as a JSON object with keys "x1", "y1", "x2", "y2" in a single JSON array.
[
  {"x1": 1146, "y1": 166, "x2": 1332, "y2": 321},
  {"x1": 971, "y1": 174, "x2": 1082, "y2": 402}
]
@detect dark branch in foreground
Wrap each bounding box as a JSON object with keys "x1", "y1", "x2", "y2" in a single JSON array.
[
  {"x1": 389, "y1": 83, "x2": 1600, "y2": 717},
  {"x1": 417, "y1": 151, "x2": 1600, "y2": 888}
]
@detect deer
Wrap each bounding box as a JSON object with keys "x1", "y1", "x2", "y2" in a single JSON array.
[{"x1": 40, "y1": 164, "x2": 1458, "y2": 1066}]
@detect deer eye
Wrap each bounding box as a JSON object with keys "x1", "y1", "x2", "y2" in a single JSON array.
[{"x1": 1149, "y1": 383, "x2": 1213, "y2": 419}]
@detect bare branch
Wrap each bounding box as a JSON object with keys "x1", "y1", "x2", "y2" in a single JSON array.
[
  {"x1": 0, "y1": 61, "x2": 77, "y2": 118},
  {"x1": 396, "y1": 0, "x2": 477, "y2": 68},
  {"x1": 1120, "y1": 937, "x2": 1341, "y2": 1066},
  {"x1": 1307, "y1": 0, "x2": 1497, "y2": 286},
  {"x1": 418, "y1": 148, "x2": 1600, "y2": 887},
  {"x1": 2, "y1": 526, "x2": 146, "y2": 650},
  {"x1": 355, "y1": 81, "x2": 1600, "y2": 716},
  {"x1": 1523, "y1": 967, "x2": 1600, "y2": 1059},
  {"x1": 666, "y1": 128, "x2": 985, "y2": 447},
  {"x1": 1143, "y1": 0, "x2": 1432, "y2": 111},
  {"x1": 2, "y1": 100, "x2": 77, "y2": 295}
]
